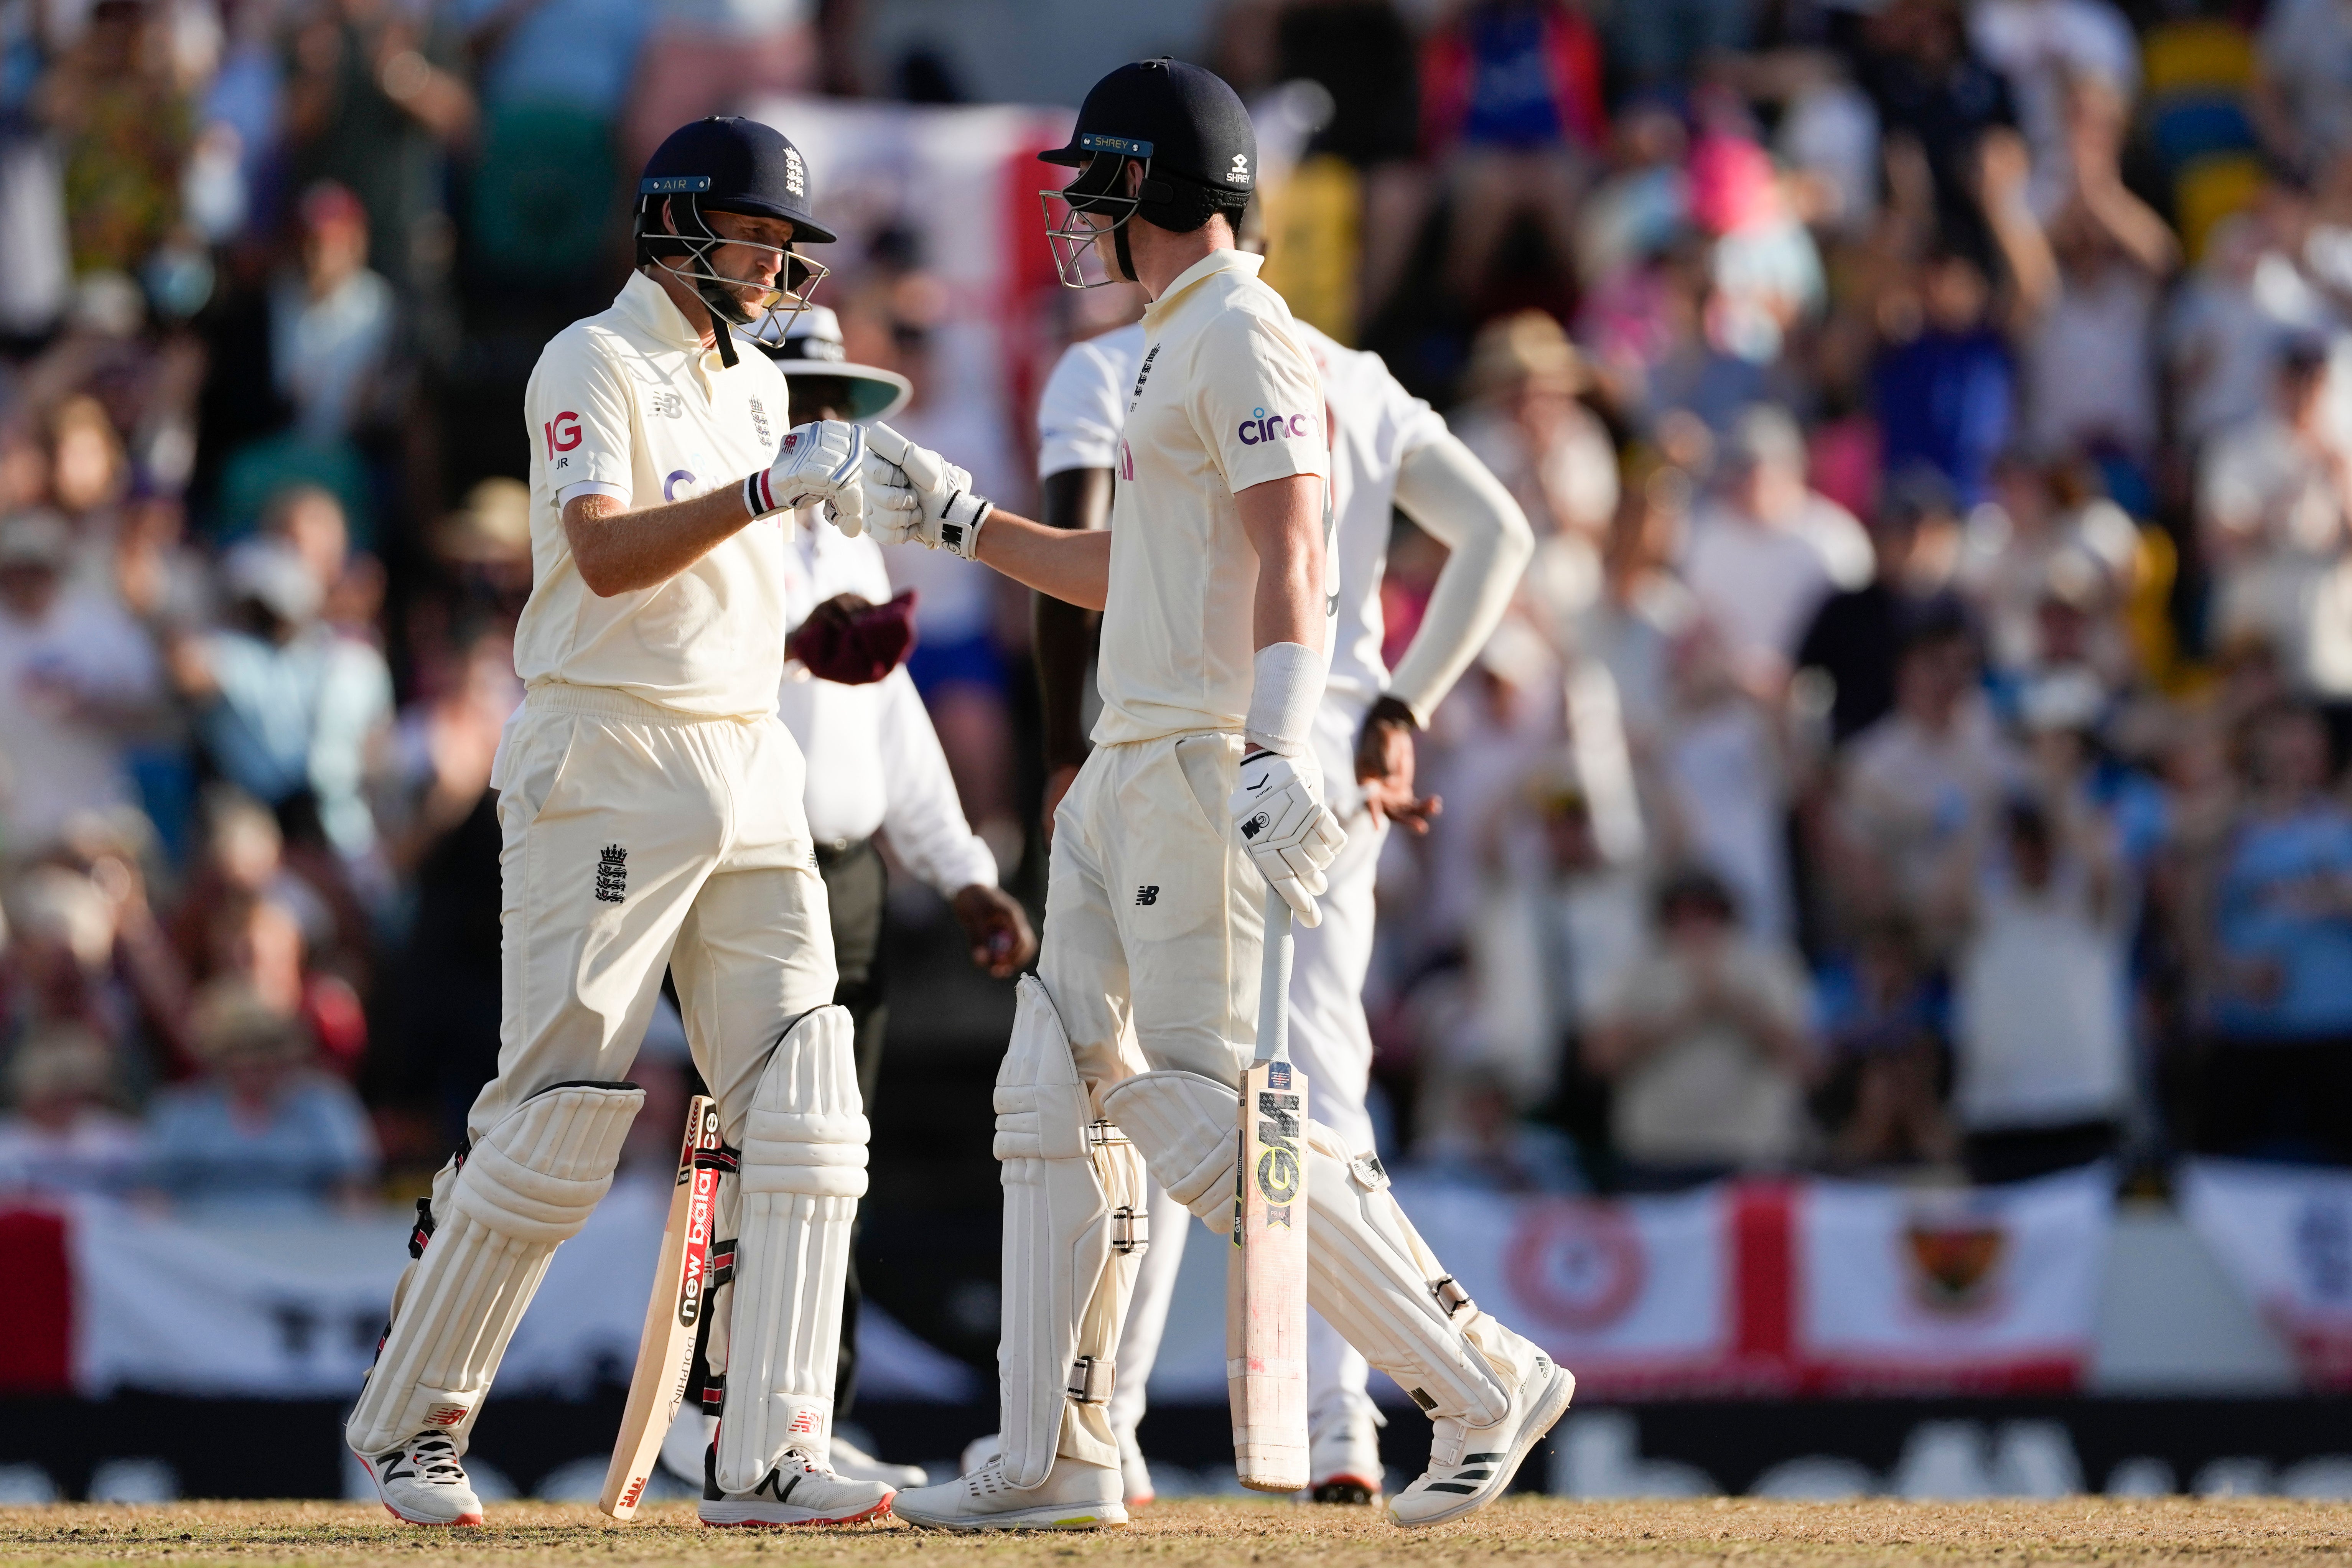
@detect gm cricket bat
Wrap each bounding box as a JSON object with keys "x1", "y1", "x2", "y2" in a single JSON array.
[
  {"x1": 1228, "y1": 886, "x2": 1310, "y2": 1492},
  {"x1": 600, "y1": 1095, "x2": 723, "y2": 1519}
]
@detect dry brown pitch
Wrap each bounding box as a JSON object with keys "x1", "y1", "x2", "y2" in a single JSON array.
[{"x1": 3, "y1": 1500, "x2": 2350, "y2": 1568}]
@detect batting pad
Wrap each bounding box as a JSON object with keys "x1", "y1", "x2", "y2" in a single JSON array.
[
  {"x1": 1102, "y1": 1074, "x2": 1509, "y2": 1428},
  {"x1": 1099, "y1": 1070, "x2": 1241, "y2": 1222},
  {"x1": 711, "y1": 1005, "x2": 868, "y2": 1495},
  {"x1": 347, "y1": 1081, "x2": 642, "y2": 1456},
  {"x1": 994, "y1": 977, "x2": 1148, "y2": 1488}
]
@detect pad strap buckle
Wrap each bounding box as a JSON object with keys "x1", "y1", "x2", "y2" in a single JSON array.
[
  {"x1": 1067, "y1": 1355, "x2": 1115, "y2": 1405},
  {"x1": 1110, "y1": 1204, "x2": 1149, "y2": 1256},
  {"x1": 1432, "y1": 1275, "x2": 1474, "y2": 1318}
]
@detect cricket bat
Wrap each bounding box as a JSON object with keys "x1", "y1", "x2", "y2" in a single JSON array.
[
  {"x1": 1228, "y1": 886, "x2": 1310, "y2": 1492},
  {"x1": 600, "y1": 1095, "x2": 723, "y2": 1519}
]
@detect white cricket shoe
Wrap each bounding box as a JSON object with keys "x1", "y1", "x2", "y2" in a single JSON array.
[
  {"x1": 357, "y1": 1433, "x2": 484, "y2": 1526},
  {"x1": 698, "y1": 1444, "x2": 895, "y2": 1527},
  {"x1": 1307, "y1": 1391, "x2": 1385, "y2": 1505},
  {"x1": 1117, "y1": 1427, "x2": 1155, "y2": 1506},
  {"x1": 1387, "y1": 1325, "x2": 1574, "y2": 1529},
  {"x1": 892, "y1": 1453, "x2": 1127, "y2": 1532},
  {"x1": 831, "y1": 1431, "x2": 929, "y2": 1489}
]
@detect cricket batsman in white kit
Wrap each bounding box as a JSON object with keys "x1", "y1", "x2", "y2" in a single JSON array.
[
  {"x1": 1029, "y1": 232, "x2": 1537, "y2": 1504},
  {"x1": 847, "y1": 59, "x2": 1575, "y2": 1530},
  {"x1": 344, "y1": 117, "x2": 912, "y2": 1529}
]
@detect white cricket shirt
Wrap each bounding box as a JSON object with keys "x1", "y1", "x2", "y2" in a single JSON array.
[
  {"x1": 1038, "y1": 305, "x2": 1447, "y2": 724},
  {"x1": 1089, "y1": 250, "x2": 1332, "y2": 748},
  {"x1": 515, "y1": 270, "x2": 793, "y2": 721}
]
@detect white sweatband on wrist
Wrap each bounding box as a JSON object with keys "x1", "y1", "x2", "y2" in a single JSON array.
[{"x1": 1244, "y1": 641, "x2": 1324, "y2": 757}]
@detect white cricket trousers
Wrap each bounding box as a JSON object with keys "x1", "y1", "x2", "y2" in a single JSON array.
[
  {"x1": 476, "y1": 684, "x2": 838, "y2": 1148},
  {"x1": 1104, "y1": 705, "x2": 1387, "y2": 1438},
  {"x1": 1042, "y1": 731, "x2": 1262, "y2": 1089}
]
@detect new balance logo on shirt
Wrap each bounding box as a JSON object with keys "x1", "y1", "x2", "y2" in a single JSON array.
[{"x1": 1135, "y1": 886, "x2": 1160, "y2": 906}]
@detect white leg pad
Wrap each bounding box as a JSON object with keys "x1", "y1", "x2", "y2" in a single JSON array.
[
  {"x1": 346, "y1": 1081, "x2": 642, "y2": 1456},
  {"x1": 995, "y1": 976, "x2": 1148, "y2": 1488},
  {"x1": 712, "y1": 1005, "x2": 868, "y2": 1495},
  {"x1": 1100, "y1": 1072, "x2": 1509, "y2": 1428}
]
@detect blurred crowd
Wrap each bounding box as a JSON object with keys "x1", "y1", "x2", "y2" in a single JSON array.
[{"x1": 2, "y1": 0, "x2": 2351, "y2": 1217}]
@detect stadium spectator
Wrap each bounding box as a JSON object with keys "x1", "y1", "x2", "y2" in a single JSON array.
[
  {"x1": 2198, "y1": 341, "x2": 2352, "y2": 697},
  {"x1": 0, "y1": 509, "x2": 164, "y2": 856},
  {"x1": 1680, "y1": 403, "x2": 1872, "y2": 698},
  {"x1": 0, "y1": 1024, "x2": 145, "y2": 1196},
  {"x1": 1584, "y1": 868, "x2": 1818, "y2": 1187},
  {"x1": 173, "y1": 537, "x2": 392, "y2": 861},
  {"x1": 281, "y1": 0, "x2": 475, "y2": 296},
  {"x1": 2178, "y1": 701, "x2": 2352, "y2": 1164},
  {"x1": 1420, "y1": 0, "x2": 1606, "y2": 301},
  {"x1": 1835, "y1": 609, "x2": 2019, "y2": 953},
  {"x1": 141, "y1": 978, "x2": 377, "y2": 1213},
  {"x1": 1947, "y1": 789, "x2": 2133, "y2": 1182},
  {"x1": 1797, "y1": 467, "x2": 1970, "y2": 747}
]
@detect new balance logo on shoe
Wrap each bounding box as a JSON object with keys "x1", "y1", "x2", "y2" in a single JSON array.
[{"x1": 1135, "y1": 885, "x2": 1160, "y2": 906}]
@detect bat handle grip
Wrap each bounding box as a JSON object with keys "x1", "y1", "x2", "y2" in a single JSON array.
[{"x1": 1255, "y1": 885, "x2": 1293, "y2": 1067}]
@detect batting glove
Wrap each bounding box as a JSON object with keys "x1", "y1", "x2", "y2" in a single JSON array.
[
  {"x1": 864, "y1": 421, "x2": 993, "y2": 559},
  {"x1": 746, "y1": 420, "x2": 909, "y2": 535},
  {"x1": 1228, "y1": 748, "x2": 1346, "y2": 927}
]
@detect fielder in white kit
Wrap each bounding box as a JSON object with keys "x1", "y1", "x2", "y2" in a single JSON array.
[
  {"x1": 1029, "y1": 265, "x2": 1534, "y2": 1502},
  {"x1": 344, "y1": 117, "x2": 916, "y2": 1529},
  {"x1": 839, "y1": 58, "x2": 1573, "y2": 1531}
]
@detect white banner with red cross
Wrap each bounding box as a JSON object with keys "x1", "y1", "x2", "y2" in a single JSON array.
[{"x1": 2179, "y1": 1159, "x2": 2352, "y2": 1391}]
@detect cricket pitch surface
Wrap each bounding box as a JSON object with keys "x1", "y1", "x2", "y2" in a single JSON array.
[{"x1": 5, "y1": 1500, "x2": 2350, "y2": 1567}]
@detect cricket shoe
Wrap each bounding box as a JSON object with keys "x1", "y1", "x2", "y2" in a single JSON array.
[
  {"x1": 1306, "y1": 1390, "x2": 1385, "y2": 1505},
  {"x1": 698, "y1": 1443, "x2": 895, "y2": 1526},
  {"x1": 1387, "y1": 1323, "x2": 1575, "y2": 1529},
  {"x1": 892, "y1": 1453, "x2": 1127, "y2": 1531},
  {"x1": 831, "y1": 1431, "x2": 929, "y2": 1489},
  {"x1": 1117, "y1": 1427, "x2": 1155, "y2": 1506},
  {"x1": 357, "y1": 1432, "x2": 483, "y2": 1526}
]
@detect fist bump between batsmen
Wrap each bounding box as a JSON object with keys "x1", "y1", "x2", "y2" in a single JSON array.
[
  {"x1": 862, "y1": 422, "x2": 992, "y2": 558},
  {"x1": 1229, "y1": 748, "x2": 1346, "y2": 926},
  {"x1": 749, "y1": 418, "x2": 914, "y2": 534}
]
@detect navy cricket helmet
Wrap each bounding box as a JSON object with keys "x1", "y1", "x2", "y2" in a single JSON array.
[
  {"x1": 1038, "y1": 59, "x2": 1256, "y2": 287},
  {"x1": 636, "y1": 117, "x2": 834, "y2": 365}
]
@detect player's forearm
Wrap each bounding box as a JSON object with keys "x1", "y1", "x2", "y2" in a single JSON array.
[
  {"x1": 974, "y1": 510, "x2": 1112, "y2": 609},
  {"x1": 1385, "y1": 433, "x2": 1535, "y2": 725},
  {"x1": 1034, "y1": 467, "x2": 1111, "y2": 767},
  {"x1": 562, "y1": 489, "x2": 751, "y2": 597}
]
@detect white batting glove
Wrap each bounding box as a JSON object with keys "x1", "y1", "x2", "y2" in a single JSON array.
[
  {"x1": 746, "y1": 420, "x2": 907, "y2": 536},
  {"x1": 1229, "y1": 748, "x2": 1346, "y2": 927},
  {"x1": 865, "y1": 421, "x2": 993, "y2": 559}
]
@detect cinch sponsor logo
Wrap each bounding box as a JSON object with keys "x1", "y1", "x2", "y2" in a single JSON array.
[
  {"x1": 664, "y1": 469, "x2": 695, "y2": 501},
  {"x1": 1237, "y1": 406, "x2": 1312, "y2": 445}
]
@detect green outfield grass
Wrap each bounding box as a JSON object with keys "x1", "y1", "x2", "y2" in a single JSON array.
[{"x1": 2, "y1": 1499, "x2": 2349, "y2": 1568}]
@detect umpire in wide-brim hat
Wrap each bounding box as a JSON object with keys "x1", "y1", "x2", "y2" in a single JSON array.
[{"x1": 751, "y1": 305, "x2": 912, "y2": 423}]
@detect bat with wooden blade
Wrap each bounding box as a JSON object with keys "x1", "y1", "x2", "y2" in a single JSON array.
[
  {"x1": 1228, "y1": 886, "x2": 1309, "y2": 1491},
  {"x1": 600, "y1": 1095, "x2": 723, "y2": 1519}
]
